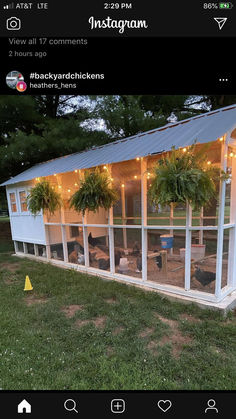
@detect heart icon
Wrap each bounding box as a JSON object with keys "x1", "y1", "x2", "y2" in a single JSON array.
[{"x1": 157, "y1": 399, "x2": 172, "y2": 412}]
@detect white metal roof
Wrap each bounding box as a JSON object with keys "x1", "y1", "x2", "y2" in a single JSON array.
[{"x1": 2, "y1": 104, "x2": 236, "y2": 187}]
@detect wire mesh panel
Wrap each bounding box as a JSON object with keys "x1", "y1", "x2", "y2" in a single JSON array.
[
  {"x1": 88, "y1": 227, "x2": 110, "y2": 271},
  {"x1": 26, "y1": 242, "x2": 35, "y2": 255},
  {"x1": 37, "y1": 244, "x2": 46, "y2": 257},
  {"x1": 66, "y1": 225, "x2": 85, "y2": 265},
  {"x1": 147, "y1": 229, "x2": 185, "y2": 288},
  {"x1": 16, "y1": 241, "x2": 24, "y2": 252},
  {"x1": 112, "y1": 160, "x2": 141, "y2": 225},
  {"x1": 113, "y1": 228, "x2": 142, "y2": 279},
  {"x1": 190, "y1": 230, "x2": 217, "y2": 294},
  {"x1": 47, "y1": 225, "x2": 64, "y2": 261}
]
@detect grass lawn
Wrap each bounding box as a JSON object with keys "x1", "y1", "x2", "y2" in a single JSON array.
[
  {"x1": 0, "y1": 217, "x2": 10, "y2": 223},
  {"x1": 0, "y1": 240, "x2": 235, "y2": 391}
]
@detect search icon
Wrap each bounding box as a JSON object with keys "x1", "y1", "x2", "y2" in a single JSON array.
[{"x1": 64, "y1": 399, "x2": 78, "y2": 413}]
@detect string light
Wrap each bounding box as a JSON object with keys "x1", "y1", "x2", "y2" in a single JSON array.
[
  {"x1": 74, "y1": 170, "x2": 78, "y2": 173},
  {"x1": 58, "y1": 185, "x2": 62, "y2": 189},
  {"x1": 74, "y1": 183, "x2": 78, "y2": 186},
  {"x1": 134, "y1": 175, "x2": 137, "y2": 179},
  {"x1": 219, "y1": 137, "x2": 224, "y2": 142},
  {"x1": 121, "y1": 184, "x2": 125, "y2": 188},
  {"x1": 53, "y1": 174, "x2": 56, "y2": 177},
  {"x1": 67, "y1": 189, "x2": 71, "y2": 193},
  {"x1": 183, "y1": 148, "x2": 187, "y2": 153},
  {"x1": 136, "y1": 157, "x2": 140, "y2": 161},
  {"x1": 230, "y1": 152, "x2": 234, "y2": 157},
  {"x1": 207, "y1": 161, "x2": 211, "y2": 165},
  {"x1": 103, "y1": 165, "x2": 108, "y2": 170}
]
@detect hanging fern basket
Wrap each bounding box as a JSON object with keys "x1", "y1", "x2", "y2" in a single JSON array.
[
  {"x1": 148, "y1": 145, "x2": 227, "y2": 211},
  {"x1": 70, "y1": 169, "x2": 118, "y2": 215},
  {"x1": 27, "y1": 180, "x2": 62, "y2": 216}
]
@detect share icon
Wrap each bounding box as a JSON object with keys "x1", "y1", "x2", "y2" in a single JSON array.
[{"x1": 214, "y1": 17, "x2": 228, "y2": 30}]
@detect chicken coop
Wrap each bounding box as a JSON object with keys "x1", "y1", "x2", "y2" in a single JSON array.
[{"x1": 2, "y1": 105, "x2": 236, "y2": 308}]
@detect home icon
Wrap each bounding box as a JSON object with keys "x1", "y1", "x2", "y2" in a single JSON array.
[{"x1": 17, "y1": 399, "x2": 31, "y2": 414}]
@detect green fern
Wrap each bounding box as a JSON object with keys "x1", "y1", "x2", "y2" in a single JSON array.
[
  {"x1": 148, "y1": 144, "x2": 228, "y2": 210},
  {"x1": 70, "y1": 169, "x2": 118, "y2": 215},
  {"x1": 27, "y1": 180, "x2": 62, "y2": 216}
]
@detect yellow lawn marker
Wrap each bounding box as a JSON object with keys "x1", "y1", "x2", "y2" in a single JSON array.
[{"x1": 24, "y1": 275, "x2": 33, "y2": 291}]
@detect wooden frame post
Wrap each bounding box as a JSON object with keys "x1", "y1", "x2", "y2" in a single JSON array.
[
  {"x1": 184, "y1": 202, "x2": 192, "y2": 291},
  {"x1": 61, "y1": 225, "x2": 68, "y2": 263},
  {"x1": 108, "y1": 164, "x2": 115, "y2": 274},
  {"x1": 141, "y1": 157, "x2": 147, "y2": 281},
  {"x1": 228, "y1": 145, "x2": 236, "y2": 288},
  {"x1": 121, "y1": 182, "x2": 127, "y2": 249},
  {"x1": 23, "y1": 242, "x2": 28, "y2": 254},
  {"x1": 83, "y1": 211, "x2": 89, "y2": 267},
  {"x1": 199, "y1": 207, "x2": 204, "y2": 245},
  {"x1": 215, "y1": 136, "x2": 228, "y2": 299},
  {"x1": 44, "y1": 224, "x2": 51, "y2": 259},
  {"x1": 14, "y1": 240, "x2": 18, "y2": 253},
  {"x1": 34, "y1": 244, "x2": 39, "y2": 257},
  {"x1": 170, "y1": 203, "x2": 174, "y2": 255}
]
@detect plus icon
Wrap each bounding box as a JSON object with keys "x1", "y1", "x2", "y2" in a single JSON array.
[{"x1": 111, "y1": 399, "x2": 126, "y2": 413}]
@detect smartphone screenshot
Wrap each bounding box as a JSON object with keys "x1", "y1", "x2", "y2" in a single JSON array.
[{"x1": 0, "y1": 0, "x2": 235, "y2": 417}]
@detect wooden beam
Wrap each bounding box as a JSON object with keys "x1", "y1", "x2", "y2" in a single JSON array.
[
  {"x1": 121, "y1": 182, "x2": 127, "y2": 249},
  {"x1": 171, "y1": 252, "x2": 228, "y2": 272},
  {"x1": 215, "y1": 136, "x2": 228, "y2": 299},
  {"x1": 184, "y1": 202, "x2": 192, "y2": 291},
  {"x1": 141, "y1": 157, "x2": 147, "y2": 281},
  {"x1": 61, "y1": 225, "x2": 68, "y2": 263}
]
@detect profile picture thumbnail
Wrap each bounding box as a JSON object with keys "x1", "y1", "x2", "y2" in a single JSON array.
[{"x1": 6, "y1": 70, "x2": 25, "y2": 89}]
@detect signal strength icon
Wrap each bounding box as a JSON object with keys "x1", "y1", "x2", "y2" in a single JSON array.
[{"x1": 3, "y1": 2, "x2": 14, "y2": 9}]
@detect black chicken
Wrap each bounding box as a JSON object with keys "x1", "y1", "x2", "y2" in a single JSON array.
[
  {"x1": 194, "y1": 267, "x2": 216, "y2": 286},
  {"x1": 88, "y1": 232, "x2": 100, "y2": 247}
]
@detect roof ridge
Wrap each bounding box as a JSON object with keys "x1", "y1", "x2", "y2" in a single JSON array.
[
  {"x1": 1, "y1": 104, "x2": 236, "y2": 187},
  {"x1": 28, "y1": 104, "x2": 236, "y2": 167}
]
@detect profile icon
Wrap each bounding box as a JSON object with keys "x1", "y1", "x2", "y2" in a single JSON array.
[
  {"x1": 205, "y1": 399, "x2": 218, "y2": 413},
  {"x1": 6, "y1": 71, "x2": 24, "y2": 89}
]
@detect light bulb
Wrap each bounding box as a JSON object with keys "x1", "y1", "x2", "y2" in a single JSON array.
[
  {"x1": 121, "y1": 184, "x2": 125, "y2": 188},
  {"x1": 136, "y1": 157, "x2": 140, "y2": 161},
  {"x1": 230, "y1": 152, "x2": 234, "y2": 157},
  {"x1": 219, "y1": 137, "x2": 224, "y2": 142},
  {"x1": 183, "y1": 148, "x2": 187, "y2": 153}
]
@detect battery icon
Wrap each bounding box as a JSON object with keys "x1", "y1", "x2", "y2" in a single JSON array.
[{"x1": 219, "y1": 2, "x2": 233, "y2": 8}]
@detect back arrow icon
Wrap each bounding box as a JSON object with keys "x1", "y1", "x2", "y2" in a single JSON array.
[{"x1": 214, "y1": 17, "x2": 228, "y2": 30}]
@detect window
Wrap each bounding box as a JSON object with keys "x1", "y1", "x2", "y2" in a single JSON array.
[
  {"x1": 9, "y1": 192, "x2": 17, "y2": 212},
  {"x1": 19, "y1": 191, "x2": 27, "y2": 212}
]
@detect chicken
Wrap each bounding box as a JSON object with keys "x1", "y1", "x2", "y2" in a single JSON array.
[{"x1": 194, "y1": 266, "x2": 216, "y2": 286}]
